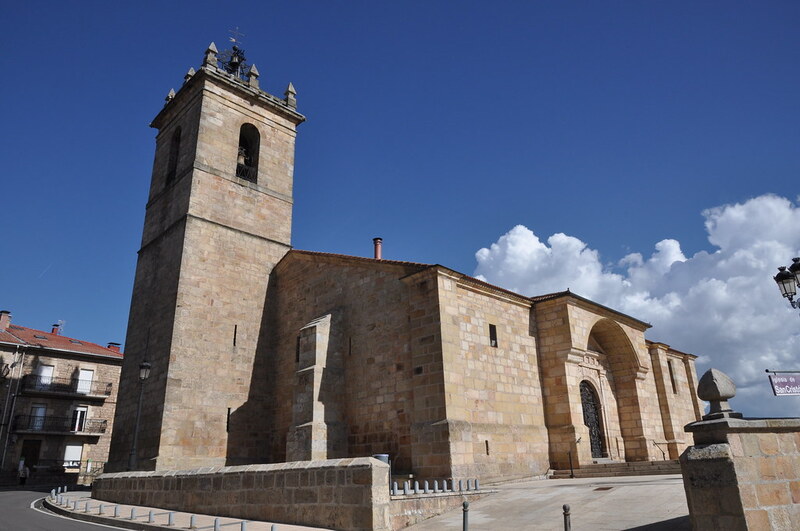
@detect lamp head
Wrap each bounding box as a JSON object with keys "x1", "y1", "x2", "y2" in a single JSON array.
[{"x1": 139, "y1": 361, "x2": 151, "y2": 381}]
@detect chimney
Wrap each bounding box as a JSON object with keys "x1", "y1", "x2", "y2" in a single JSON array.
[
  {"x1": 0, "y1": 311, "x2": 10, "y2": 331},
  {"x1": 107, "y1": 342, "x2": 121, "y2": 353},
  {"x1": 373, "y1": 237, "x2": 383, "y2": 260},
  {"x1": 51, "y1": 324, "x2": 60, "y2": 335}
]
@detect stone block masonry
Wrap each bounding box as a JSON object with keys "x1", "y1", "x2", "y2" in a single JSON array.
[
  {"x1": 680, "y1": 368, "x2": 800, "y2": 530},
  {"x1": 94, "y1": 457, "x2": 392, "y2": 530}
]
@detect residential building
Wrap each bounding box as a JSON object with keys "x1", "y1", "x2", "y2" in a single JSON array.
[{"x1": 0, "y1": 310, "x2": 122, "y2": 484}]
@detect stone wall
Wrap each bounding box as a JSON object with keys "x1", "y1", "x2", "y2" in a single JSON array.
[
  {"x1": 390, "y1": 491, "x2": 487, "y2": 529},
  {"x1": 93, "y1": 457, "x2": 392, "y2": 531},
  {"x1": 648, "y1": 343, "x2": 702, "y2": 459},
  {"x1": 681, "y1": 417, "x2": 800, "y2": 530},
  {"x1": 266, "y1": 253, "x2": 429, "y2": 472},
  {"x1": 437, "y1": 273, "x2": 550, "y2": 481}
]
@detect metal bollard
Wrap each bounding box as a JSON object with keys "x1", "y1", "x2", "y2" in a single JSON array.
[
  {"x1": 168, "y1": 511, "x2": 175, "y2": 526},
  {"x1": 563, "y1": 504, "x2": 571, "y2": 531},
  {"x1": 424, "y1": 480, "x2": 430, "y2": 494},
  {"x1": 414, "y1": 480, "x2": 420, "y2": 494},
  {"x1": 214, "y1": 517, "x2": 221, "y2": 531},
  {"x1": 99, "y1": 504, "x2": 104, "y2": 515},
  {"x1": 85, "y1": 502, "x2": 91, "y2": 513},
  {"x1": 130, "y1": 507, "x2": 136, "y2": 520},
  {"x1": 189, "y1": 514, "x2": 197, "y2": 529},
  {"x1": 462, "y1": 501, "x2": 469, "y2": 531},
  {"x1": 475, "y1": 479, "x2": 480, "y2": 491},
  {"x1": 114, "y1": 505, "x2": 120, "y2": 518},
  {"x1": 72, "y1": 501, "x2": 78, "y2": 511},
  {"x1": 241, "y1": 521, "x2": 247, "y2": 531},
  {"x1": 271, "y1": 524, "x2": 278, "y2": 530},
  {"x1": 391, "y1": 481, "x2": 398, "y2": 495},
  {"x1": 149, "y1": 510, "x2": 155, "y2": 523}
]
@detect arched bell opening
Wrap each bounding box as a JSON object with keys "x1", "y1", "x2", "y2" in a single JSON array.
[{"x1": 236, "y1": 123, "x2": 260, "y2": 183}]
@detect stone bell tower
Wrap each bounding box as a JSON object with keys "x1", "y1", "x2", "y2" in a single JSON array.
[{"x1": 107, "y1": 43, "x2": 305, "y2": 471}]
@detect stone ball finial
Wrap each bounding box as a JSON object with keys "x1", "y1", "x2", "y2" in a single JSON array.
[{"x1": 697, "y1": 368, "x2": 742, "y2": 420}]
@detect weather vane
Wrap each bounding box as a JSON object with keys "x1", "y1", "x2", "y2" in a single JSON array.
[
  {"x1": 218, "y1": 27, "x2": 249, "y2": 79},
  {"x1": 229, "y1": 27, "x2": 246, "y2": 47}
]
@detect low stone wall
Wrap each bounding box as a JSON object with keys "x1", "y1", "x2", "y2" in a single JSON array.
[
  {"x1": 681, "y1": 417, "x2": 800, "y2": 530},
  {"x1": 390, "y1": 491, "x2": 488, "y2": 529},
  {"x1": 93, "y1": 457, "x2": 391, "y2": 531}
]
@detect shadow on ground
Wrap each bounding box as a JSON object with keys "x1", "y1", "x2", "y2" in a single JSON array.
[{"x1": 626, "y1": 515, "x2": 690, "y2": 530}]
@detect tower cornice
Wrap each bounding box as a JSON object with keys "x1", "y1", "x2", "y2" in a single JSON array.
[{"x1": 151, "y1": 64, "x2": 306, "y2": 130}]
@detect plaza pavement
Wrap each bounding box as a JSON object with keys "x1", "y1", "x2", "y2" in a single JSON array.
[
  {"x1": 44, "y1": 474, "x2": 689, "y2": 530},
  {"x1": 410, "y1": 474, "x2": 690, "y2": 530}
]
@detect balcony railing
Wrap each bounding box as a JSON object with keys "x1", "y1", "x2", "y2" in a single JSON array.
[
  {"x1": 32, "y1": 459, "x2": 105, "y2": 476},
  {"x1": 21, "y1": 374, "x2": 112, "y2": 397},
  {"x1": 13, "y1": 415, "x2": 107, "y2": 434}
]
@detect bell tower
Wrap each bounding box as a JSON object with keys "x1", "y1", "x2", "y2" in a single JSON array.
[{"x1": 108, "y1": 43, "x2": 305, "y2": 471}]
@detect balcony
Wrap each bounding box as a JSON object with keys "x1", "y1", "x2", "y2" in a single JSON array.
[
  {"x1": 13, "y1": 415, "x2": 107, "y2": 435},
  {"x1": 20, "y1": 374, "x2": 112, "y2": 399}
]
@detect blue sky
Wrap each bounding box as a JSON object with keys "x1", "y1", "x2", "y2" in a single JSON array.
[{"x1": 2, "y1": 2, "x2": 799, "y2": 415}]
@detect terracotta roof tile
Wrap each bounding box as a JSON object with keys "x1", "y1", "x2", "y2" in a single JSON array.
[{"x1": 0, "y1": 324, "x2": 122, "y2": 359}]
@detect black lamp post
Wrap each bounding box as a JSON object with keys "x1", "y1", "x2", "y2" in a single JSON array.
[
  {"x1": 774, "y1": 257, "x2": 800, "y2": 310},
  {"x1": 127, "y1": 360, "x2": 151, "y2": 470}
]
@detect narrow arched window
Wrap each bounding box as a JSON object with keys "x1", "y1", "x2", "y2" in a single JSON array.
[
  {"x1": 166, "y1": 127, "x2": 181, "y2": 185},
  {"x1": 236, "y1": 123, "x2": 260, "y2": 183}
]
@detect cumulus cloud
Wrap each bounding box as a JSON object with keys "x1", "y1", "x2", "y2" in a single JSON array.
[{"x1": 474, "y1": 194, "x2": 800, "y2": 417}]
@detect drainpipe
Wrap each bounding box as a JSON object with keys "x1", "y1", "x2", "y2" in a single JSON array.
[{"x1": 0, "y1": 346, "x2": 26, "y2": 470}]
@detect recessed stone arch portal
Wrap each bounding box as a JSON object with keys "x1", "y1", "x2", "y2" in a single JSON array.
[{"x1": 585, "y1": 318, "x2": 652, "y2": 462}]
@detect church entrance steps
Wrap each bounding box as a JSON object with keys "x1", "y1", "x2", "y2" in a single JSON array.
[{"x1": 550, "y1": 459, "x2": 681, "y2": 478}]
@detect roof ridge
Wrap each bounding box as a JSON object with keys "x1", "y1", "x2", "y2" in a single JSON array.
[{"x1": 289, "y1": 249, "x2": 432, "y2": 269}]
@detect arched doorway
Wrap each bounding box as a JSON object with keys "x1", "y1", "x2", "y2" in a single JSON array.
[{"x1": 580, "y1": 381, "x2": 605, "y2": 458}]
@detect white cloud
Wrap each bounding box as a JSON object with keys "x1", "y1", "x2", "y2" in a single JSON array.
[{"x1": 474, "y1": 194, "x2": 800, "y2": 417}]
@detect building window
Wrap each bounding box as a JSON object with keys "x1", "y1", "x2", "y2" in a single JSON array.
[
  {"x1": 29, "y1": 404, "x2": 46, "y2": 430},
  {"x1": 667, "y1": 360, "x2": 678, "y2": 394},
  {"x1": 489, "y1": 324, "x2": 498, "y2": 348},
  {"x1": 166, "y1": 126, "x2": 181, "y2": 184},
  {"x1": 35, "y1": 364, "x2": 54, "y2": 390},
  {"x1": 63, "y1": 444, "x2": 83, "y2": 469},
  {"x1": 71, "y1": 407, "x2": 88, "y2": 432},
  {"x1": 236, "y1": 123, "x2": 260, "y2": 183},
  {"x1": 77, "y1": 369, "x2": 94, "y2": 395}
]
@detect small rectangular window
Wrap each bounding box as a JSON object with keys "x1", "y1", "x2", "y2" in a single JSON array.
[
  {"x1": 667, "y1": 360, "x2": 678, "y2": 394},
  {"x1": 489, "y1": 324, "x2": 498, "y2": 348}
]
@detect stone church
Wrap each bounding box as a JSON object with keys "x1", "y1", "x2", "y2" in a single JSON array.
[{"x1": 107, "y1": 44, "x2": 702, "y2": 482}]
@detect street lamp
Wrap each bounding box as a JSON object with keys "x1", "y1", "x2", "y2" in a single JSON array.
[
  {"x1": 774, "y1": 257, "x2": 800, "y2": 309},
  {"x1": 128, "y1": 360, "x2": 151, "y2": 470}
]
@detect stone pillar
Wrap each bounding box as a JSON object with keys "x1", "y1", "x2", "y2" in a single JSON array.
[
  {"x1": 680, "y1": 368, "x2": 800, "y2": 530},
  {"x1": 286, "y1": 313, "x2": 346, "y2": 461}
]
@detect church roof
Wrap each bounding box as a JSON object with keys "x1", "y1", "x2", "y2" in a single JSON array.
[
  {"x1": 288, "y1": 249, "x2": 431, "y2": 271},
  {"x1": 286, "y1": 249, "x2": 648, "y2": 325},
  {"x1": 0, "y1": 323, "x2": 123, "y2": 359}
]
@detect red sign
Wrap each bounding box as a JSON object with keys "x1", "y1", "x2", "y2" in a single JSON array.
[{"x1": 769, "y1": 373, "x2": 800, "y2": 396}]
